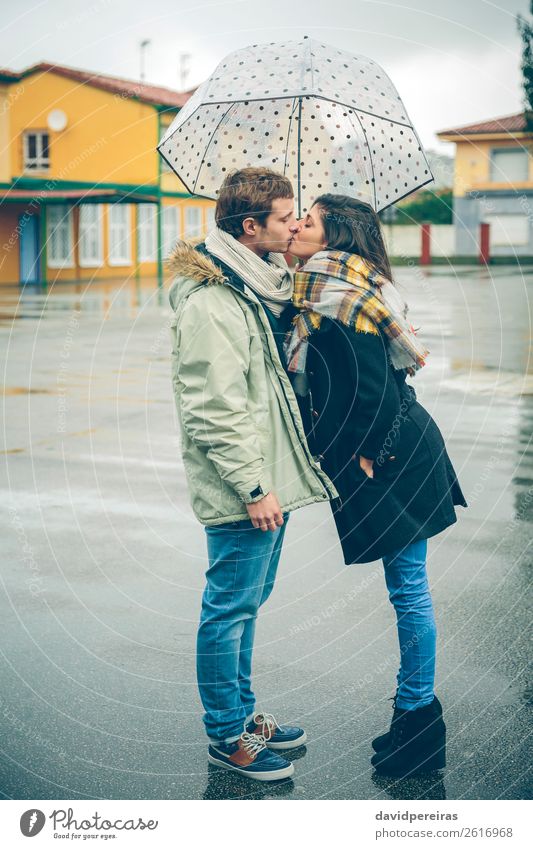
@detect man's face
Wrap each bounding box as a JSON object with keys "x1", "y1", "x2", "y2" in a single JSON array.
[{"x1": 252, "y1": 197, "x2": 299, "y2": 254}]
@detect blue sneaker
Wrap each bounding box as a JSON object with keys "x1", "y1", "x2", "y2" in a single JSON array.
[
  {"x1": 246, "y1": 712, "x2": 307, "y2": 750},
  {"x1": 208, "y1": 732, "x2": 294, "y2": 781}
]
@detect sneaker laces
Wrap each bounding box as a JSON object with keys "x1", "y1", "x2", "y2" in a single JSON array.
[
  {"x1": 240, "y1": 731, "x2": 267, "y2": 759},
  {"x1": 253, "y1": 712, "x2": 282, "y2": 742}
]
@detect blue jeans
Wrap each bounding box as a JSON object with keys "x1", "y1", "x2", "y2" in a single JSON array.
[
  {"x1": 197, "y1": 513, "x2": 289, "y2": 743},
  {"x1": 382, "y1": 538, "x2": 436, "y2": 710}
]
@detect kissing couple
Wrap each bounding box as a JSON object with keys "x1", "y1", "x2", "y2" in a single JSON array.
[{"x1": 168, "y1": 167, "x2": 466, "y2": 782}]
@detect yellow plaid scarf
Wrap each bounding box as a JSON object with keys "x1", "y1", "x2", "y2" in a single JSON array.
[{"x1": 284, "y1": 250, "x2": 429, "y2": 375}]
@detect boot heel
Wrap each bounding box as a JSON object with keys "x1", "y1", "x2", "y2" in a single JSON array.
[{"x1": 401, "y1": 744, "x2": 446, "y2": 776}]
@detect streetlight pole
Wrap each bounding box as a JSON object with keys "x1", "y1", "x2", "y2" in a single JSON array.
[{"x1": 139, "y1": 39, "x2": 151, "y2": 81}]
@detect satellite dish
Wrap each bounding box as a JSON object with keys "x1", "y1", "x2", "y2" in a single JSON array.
[{"x1": 47, "y1": 109, "x2": 68, "y2": 131}]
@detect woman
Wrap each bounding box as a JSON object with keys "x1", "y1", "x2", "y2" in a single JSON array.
[{"x1": 285, "y1": 194, "x2": 467, "y2": 778}]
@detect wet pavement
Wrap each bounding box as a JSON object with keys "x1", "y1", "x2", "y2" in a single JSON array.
[{"x1": 1, "y1": 265, "x2": 532, "y2": 800}]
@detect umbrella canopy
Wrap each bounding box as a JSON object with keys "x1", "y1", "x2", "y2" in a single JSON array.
[{"x1": 158, "y1": 37, "x2": 433, "y2": 215}]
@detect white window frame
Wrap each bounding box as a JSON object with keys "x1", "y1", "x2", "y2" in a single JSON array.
[
  {"x1": 137, "y1": 203, "x2": 157, "y2": 262},
  {"x1": 162, "y1": 205, "x2": 179, "y2": 259},
  {"x1": 79, "y1": 204, "x2": 103, "y2": 267},
  {"x1": 185, "y1": 206, "x2": 202, "y2": 239},
  {"x1": 490, "y1": 148, "x2": 529, "y2": 184},
  {"x1": 205, "y1": 205, "x2": 216, "y2": 234},
  {"x1": 47, "y1": 204, "x2": 74, "y2": 268},
  {"x1": 108, "y1": 204, "x2": 132, "y2": 266},
  {"x1": 23, "y1": 130, "x2": 50, "y2": 170}
]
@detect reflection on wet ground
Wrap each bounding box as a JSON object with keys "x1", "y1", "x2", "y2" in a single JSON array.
[{"x1": 0, "y1": 266, "x2": 531, "y2": 800}]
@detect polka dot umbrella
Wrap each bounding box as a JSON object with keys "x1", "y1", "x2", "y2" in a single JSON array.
[{"x1": 158, "y1": 37, "x2": 433, "y2": 216}]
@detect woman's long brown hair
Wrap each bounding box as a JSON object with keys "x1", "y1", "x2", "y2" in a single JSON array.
[{"x1": 313, "y1": 194, "x2": 393, "y2": 283}]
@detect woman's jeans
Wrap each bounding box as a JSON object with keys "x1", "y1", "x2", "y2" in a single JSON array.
[
  {"x1": 381, "y1": 538, "x2": 437, "y2": 710},
  {"x1": 197, "y1": 514, "x2": 289, "y2": 743}
]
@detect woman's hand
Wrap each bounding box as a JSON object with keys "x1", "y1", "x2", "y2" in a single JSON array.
[{"x1": 359, "y1": 455, "x2": 374, "y2": 479}]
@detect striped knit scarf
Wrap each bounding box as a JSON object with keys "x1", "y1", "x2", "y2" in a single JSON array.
[
  {"x1": 284, "y1": 250, "x2": 429, "y2": 375},
  {"x1": 205, "y1": 227, "x2": 293, "y2": 318}
]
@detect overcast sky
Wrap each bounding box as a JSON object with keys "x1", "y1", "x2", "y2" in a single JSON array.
[{"x1": 1, "y1": 0, "x2": 528, "y2": 152}]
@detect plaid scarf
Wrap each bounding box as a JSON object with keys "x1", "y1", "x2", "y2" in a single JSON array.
[{"x1": 284, "y1": 250, "x2": 429, "y2": 375}]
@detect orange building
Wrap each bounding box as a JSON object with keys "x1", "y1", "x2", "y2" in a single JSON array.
[
  {"x1": 0, "y1": 62, "x2": 215, "y2": 285},
  {"x1": 437, "y1": 113, "x2": 533, "y2": 257}
]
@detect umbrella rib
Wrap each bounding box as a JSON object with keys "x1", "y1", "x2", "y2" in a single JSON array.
[
  {"x1": 351, "y1": 109, "x2": 377, "y2": 211},
  {"x1": 191, "y1": 102, "x2": 235, "y2": 196},
  {"x1": 297, "y1": 96, "x2": 302, "y2": 218},
  {"x1": 282, "y1": 98, "x2": 298, "y2": 179}
]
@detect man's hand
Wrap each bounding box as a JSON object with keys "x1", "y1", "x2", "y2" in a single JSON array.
[{"x1": 246, "y1": 492, "x2": 284, "y2": 531}]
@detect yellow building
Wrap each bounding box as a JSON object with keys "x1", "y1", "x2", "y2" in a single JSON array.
[
  {"x1": 437, "y1": 112, "x2": 533, "y2": 257},
  {"x1": 0, "y1": 62, "x2": 215, "y2": 285}
]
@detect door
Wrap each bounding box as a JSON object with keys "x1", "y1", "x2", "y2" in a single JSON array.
[{"x1": 19, "y1": 213, "x2": 40, "y2": 284}]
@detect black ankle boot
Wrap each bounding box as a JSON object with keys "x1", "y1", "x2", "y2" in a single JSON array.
[
  {"x1": 371, "y1": 696, "x2": 446, "y2": 777},
  {"x1": 372, "y1": 693, "x2": 443, "y2": 752},
  {"x1": 372, "y1": 693, "x2": 400, "y2": 752}
]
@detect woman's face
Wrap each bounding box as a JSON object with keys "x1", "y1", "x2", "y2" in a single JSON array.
[{"x1": 288, "y1": 204, "x2": 327, "y2": 261}]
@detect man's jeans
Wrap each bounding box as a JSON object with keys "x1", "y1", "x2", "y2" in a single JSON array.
[
  {"x1": 382, "y1": 538, "x2": 437, "y2": 710},
  {"x1": 197, "y1": 513, "x2": 289, "y2": 743}
]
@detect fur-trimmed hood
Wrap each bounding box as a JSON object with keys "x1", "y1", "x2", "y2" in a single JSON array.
[
  {"x1": 167, "y1": 240, "x2": 228, "y2": 311},
  {"x1": 168, "y1": 240, "x2": 226, "y2": 284}
]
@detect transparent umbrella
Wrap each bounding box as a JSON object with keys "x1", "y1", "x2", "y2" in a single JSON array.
[{"x1": 158, "y1": 37, "x2": 433, "y2": 216}]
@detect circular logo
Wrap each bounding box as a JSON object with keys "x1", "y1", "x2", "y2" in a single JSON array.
[{"x1": 20, "y1": 809, "x2": 46, "y2": 837}]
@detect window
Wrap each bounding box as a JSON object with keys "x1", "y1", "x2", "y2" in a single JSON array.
[
  {"x1": 205, "y1": 206, "x2": 216, "y2": 234},
  {"x1": 108, "y1": 204, "x2": 131, "y2": 266},
  {"x1": 137, "y1": 203, "x2": 157, "y2": 261},
  {"x1": 159, "y1": 121, "x2": 173, "y2": 171},
  {"x1": 490, "y1": 148, "x2": 529, "y2": 183},
  {"x1": 185, "y1": 206, "x2": 202, "y2": 238},
  {"x1": 162, "y1": 206, "x2": 179, "y2": 258},
  {"x1": 47, "y1": 205, "x2": 73, "y2": 268},
  {"x1": 23, "y1": 131, "x2": 50, "y2": 170},
  {"x1": 79, "y1": 205, "x2": 103, "y2": 267}
]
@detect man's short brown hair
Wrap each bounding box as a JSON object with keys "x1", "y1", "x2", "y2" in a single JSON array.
[{"x1": 215, "y1": 167, "x2": 294, "y2": 238}]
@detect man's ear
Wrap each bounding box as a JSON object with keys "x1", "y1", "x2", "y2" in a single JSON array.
[{"x1": 241, "y1": 217, "x2": 257, "y2": 237}]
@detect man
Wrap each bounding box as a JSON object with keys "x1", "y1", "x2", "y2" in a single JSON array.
[{"x1": 168, "y1": 168, "x2": 337, "y2": 781}]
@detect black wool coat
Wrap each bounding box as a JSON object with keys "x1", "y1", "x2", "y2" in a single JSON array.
[{"x1": 295, "y1": 317, "x2": 467, "y2": 564}]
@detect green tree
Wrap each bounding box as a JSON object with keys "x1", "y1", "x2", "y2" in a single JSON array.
[
  {"x1": 517, "y1": 1, "x2": 533, "y2": 131},
  {"x1": 380, "y1": 190, "x2": 453, "y2": 225}
]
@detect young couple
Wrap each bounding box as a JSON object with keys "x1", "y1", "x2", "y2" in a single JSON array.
[{"x1": 168, "y1": 167, "x2": 466, "y2": 783}]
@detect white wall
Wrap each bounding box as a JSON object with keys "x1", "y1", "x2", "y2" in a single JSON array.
[{"x1": 382, "y1": 224, "x2": 455, "y2": 258}]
